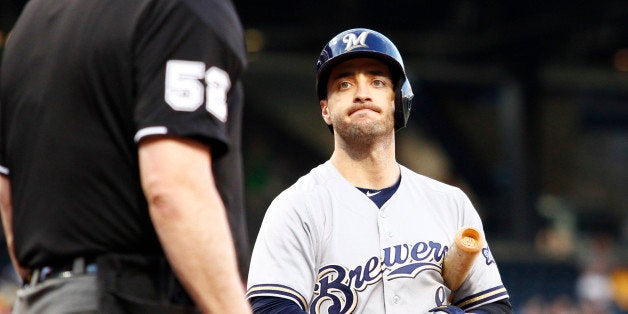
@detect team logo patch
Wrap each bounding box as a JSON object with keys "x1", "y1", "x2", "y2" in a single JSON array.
[
  {"x1": 482, "y1": 247, "x2": 495, "y2": 265},
  {"x1": 342, "y1": 31, "x2": 369, "y2": 52},
  {"x1": 330, "y1": 31, "x2": 370, "y2": 52}
]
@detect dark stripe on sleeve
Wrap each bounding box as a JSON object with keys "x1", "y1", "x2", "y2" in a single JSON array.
[
  {"x1": 246, "y1": 284, "x2": 308, "y2": 310},
  {"x1": 455, "y1": 285, "x2": 510, "y2": 310}
]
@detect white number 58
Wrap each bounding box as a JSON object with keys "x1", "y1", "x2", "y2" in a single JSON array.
[{"x1": 164, "y1": 60, "x2": 230, "y2": 122}]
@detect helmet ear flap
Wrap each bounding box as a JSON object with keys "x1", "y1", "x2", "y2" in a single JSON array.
[{"x1": 394, "y1": 78, "x2": 414, "y2": 131}]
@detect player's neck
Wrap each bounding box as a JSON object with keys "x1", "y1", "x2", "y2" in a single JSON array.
[{"x1": 330, "y1": 140, "x2": 399, "y2": 190}]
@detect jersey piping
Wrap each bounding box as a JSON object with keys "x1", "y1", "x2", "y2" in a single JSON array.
[{"x1": 456, "y1": 285, "x2": 510, "y2": 310}]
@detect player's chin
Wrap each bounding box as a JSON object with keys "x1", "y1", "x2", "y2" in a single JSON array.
[
  {"x1": 353, "y1": 114, "x2": 392, "y2": 128},
  {"x1": 340, "y1": 120, "x2": 390, "y2": 139}
]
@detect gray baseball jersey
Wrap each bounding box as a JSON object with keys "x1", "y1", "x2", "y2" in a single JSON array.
[{"x1": 247, "y1": 161, "x2": 509, "y2": 313}]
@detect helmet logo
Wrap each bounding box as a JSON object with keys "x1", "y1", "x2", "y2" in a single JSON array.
[{"x1": 341, "y1": 31, "x2": 369, "y2": 52}]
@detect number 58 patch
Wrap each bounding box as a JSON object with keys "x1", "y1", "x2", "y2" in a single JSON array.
[{"x1": 164, "y1": 60, "x2": 230, "y2": 122}]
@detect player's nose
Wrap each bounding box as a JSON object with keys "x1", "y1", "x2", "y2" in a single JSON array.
[{"x1": 353, "y1": 81, "x2": 372, "y2": 103}]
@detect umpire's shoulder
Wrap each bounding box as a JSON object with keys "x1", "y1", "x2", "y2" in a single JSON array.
[{"x1": 178, "y1": 0, "x2": 246, "y2": 64}]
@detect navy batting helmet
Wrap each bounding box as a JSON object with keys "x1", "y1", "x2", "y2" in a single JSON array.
[{"x1": 316, "y1": 28, "x2": 413, "y2": 130}]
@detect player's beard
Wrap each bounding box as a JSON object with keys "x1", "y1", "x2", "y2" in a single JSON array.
[{"x1": 333, "y1": 111, "x2": 394, "y2": 146}]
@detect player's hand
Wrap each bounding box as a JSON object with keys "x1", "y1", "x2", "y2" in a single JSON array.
[{"x1": 429, "y1": 305, "x2": 465, "y2": 313}]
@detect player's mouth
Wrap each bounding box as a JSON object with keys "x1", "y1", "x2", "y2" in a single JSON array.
[{"x1": 349, "y1": 104, "x2": 380, "y2": 116}]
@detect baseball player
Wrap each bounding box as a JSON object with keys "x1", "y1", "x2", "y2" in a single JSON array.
[
  {"x1": 246, "y1": 28, "x2": 513, "y2": 313},
  {"x1": 0, "y1": 0, "x2": 251, "y2": 312}
]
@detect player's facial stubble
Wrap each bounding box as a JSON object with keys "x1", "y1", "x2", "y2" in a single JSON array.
[{"x1": 333, "y1": 105, "x2": 394, "y2": 145}]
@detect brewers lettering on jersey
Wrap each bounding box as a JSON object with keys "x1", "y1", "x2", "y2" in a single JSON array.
[{"x1": 246, "y1": 28, "x2": 512, "y2": 313}]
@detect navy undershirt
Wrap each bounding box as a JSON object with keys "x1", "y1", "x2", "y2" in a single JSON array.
[{"x1": 355, "y1": 175, "x2": 401, "y2": 208}]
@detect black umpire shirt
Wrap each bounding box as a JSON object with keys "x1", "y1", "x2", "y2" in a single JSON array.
[{"x1": 0, "y1": 0, "x2": 250, "y2": 277}]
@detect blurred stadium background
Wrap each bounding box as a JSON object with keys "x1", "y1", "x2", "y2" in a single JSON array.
[{"x1": 2, "y1": 0, "x2": 627, "y2": 313}]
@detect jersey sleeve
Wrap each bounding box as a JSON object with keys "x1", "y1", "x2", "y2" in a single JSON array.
[
  {"x1": 453, "y1": 190, "x2": 510, "y2": 311},
  {"x1": 247, "y1": 190, "x2": 319, "y2": 311},
  {"x1": 131, "y1": 0, "x2": 245, "y2": 156}
]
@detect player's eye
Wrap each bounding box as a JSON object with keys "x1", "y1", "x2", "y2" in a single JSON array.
[
  {"x1": 339, "y1": 81, "x2": 351, "y2": 89},
  {"x1": 372, "y1": 79, "x2": 388, "y2": 87}
]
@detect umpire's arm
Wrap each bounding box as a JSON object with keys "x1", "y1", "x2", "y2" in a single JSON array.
[
  {"x1": 138, "y1": 136, "x2": 251, "y2": 314},
  {"x1": 0, "y1": 175, "x2": 29, "y2": 281}
]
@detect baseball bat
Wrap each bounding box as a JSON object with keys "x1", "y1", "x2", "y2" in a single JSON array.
[{"x1": 442, "y1": 227, "x2": 483, "y2": 294}]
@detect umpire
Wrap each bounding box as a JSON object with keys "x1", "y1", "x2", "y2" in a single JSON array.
[{"x1": 0, "y1": 0, "x2": 252, "y2": 313}]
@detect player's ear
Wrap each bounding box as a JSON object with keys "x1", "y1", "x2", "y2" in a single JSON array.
[{"x1": 320, "y1": 99, "x2": 332, "y2": 126}]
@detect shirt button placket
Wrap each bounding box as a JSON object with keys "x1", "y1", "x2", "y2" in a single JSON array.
[{"x1": 393, "y1": 295, "x2": 400, "y2": 304}]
